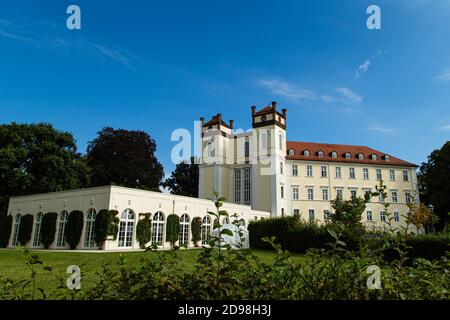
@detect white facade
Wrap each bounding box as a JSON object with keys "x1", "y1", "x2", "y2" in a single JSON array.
[{"x1": 6, "y1": 186, "x2": 269, "y2": 250}]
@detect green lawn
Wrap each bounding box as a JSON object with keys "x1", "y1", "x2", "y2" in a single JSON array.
[{"x1": 0, "y1": 248, "x2": 307, "y2": 294}]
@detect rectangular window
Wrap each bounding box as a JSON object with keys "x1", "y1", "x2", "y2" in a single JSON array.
[
  {"x1": 234, "y1": 169, "x2": 241, "y2": 203},
  {"x1": 292, "y1": 187, "x2": 299, "y2": 200},
  {"x1": 292, "y1": 165, "x2": 298, "y2": 176},
  {"x1": 336, "y1": 189, "x2": 343, "y2": 200},
  {"x1": 379, "y1": 193, "x2": 385, "y2": 203},
  {"x1": 389, "y1": 170, "x2": 396, "y2": 181},
  {"x1": 307, "y1": 188, "x2": 314, "y2": 200},
  {"x1": 309, "y1": 209, "x2": 315, "y2": 222},
  {"x1": 350, "y1": 190, "x2": 357, "y2": 198},
  {"x1": 366, "y1": 211, "x2": 372, "y2": 221},
  {"x1": 391, "y1": 191, "x2": 398, "y2": 203},
  {"x1": 321, "y1": 165, "x2": 327, "y2": 178},
  {"x1": 394, "y1": 211, "x2": 400, "y2": 222},
  {"x1": 403, "y1": 170, "x2": 409, "y2": 182},
  {"x1": 405, "y1": 192, "x2": 412, "y2": 204},
  {"x1": 322, "y1": 188, "x2": 329, "y2": 201},
  {"x1": 307, "y1": 165, "x2": 313, "y2": 177},
  {"x1": 280, "y1": 162, "x2": 284, "y2": 175},
  {"x1": 293, "y1": 209, "x2": 300, "y2": 217},
  {"x1": 335, "y1": 167, "x2": 341, "y2": 178},
  {"x1": 363, "y1": 168, "x2": 369, "y2": 180},
  {"x1": 323, "y1": 210, "x2": 330, "y2": 221},
  {"x1": 281, "y1": 186, "x2": 284, "y2": 199},
  {"x1": 244, "y1": 167, "x2": 251, "y2": 205},
  {"x1": 244, "y1": 141, "x2": 249, "y2": 157},
  {"x1": 281, "y1": 208, "x2": 285, "y2": 217},
  {"x1": 376, "y1": 169, "x2": 382, "y2": 180},
  {"x1": 380, "y1": 210, "x2": 386, "y2": 222},
  {"x1": 349, "y1": 167, "x2": 355, "y2": 179}
]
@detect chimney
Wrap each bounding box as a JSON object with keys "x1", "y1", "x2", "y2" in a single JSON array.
[
  {"x1": 282, "y1": 108, "x2": 287, "y2": 118},
  {"x1": 251, "y1": 106, "x2": 256, "y2": 115},
  {"x1": 271, "y1": 101, "x2": 277, "y2": 112},
  {"x1": 229, "y1": 120, "x2": 234, "y2": 129}
]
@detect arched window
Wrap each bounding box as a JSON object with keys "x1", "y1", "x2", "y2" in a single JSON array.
[
  {"x1": 288, "y1": 149, "x2": 295, "y2": 156},
  {"x1": 57, "y1": 211, "x2": 69, "y2": 247},
  {"x1": 179, "y1": 214, "x2": 190, "y2": 246},
  {"x1": 244, "y1": 141, "x2": 250, "y2": 157},
  {"x1": 303, "y1": 150, "x2": 310, "y2": 157},
  {"x1": 331, "y1": 151, "x2": 337, "y2": 158},
  {"x1": 12, "y1": 214, "x2": 21, "y2": 247},
  {"x1": 84, "y1": 209, "x2": 97, "y2": 248},
  {"x1": 384, "y1": 155, "x2": 390, "y2": 161},
  {"x1": 318, "y1": 150, "x2": 324, "y2": 158},
  {"x1": 260, "y1": 131, "x2": 268, "y2": 150},
  {"x1": 278, "y1": 133, "x2": 283, "y2": 150},
  {"x1": 358, "y1": 153, "x2": 364, "y2": 160},
  {"x1": 151, "y1": 212, "x2": 165, "y2": 244},
  {"x1": 344, "y1": 152, "x2": 351, "y2": 159},
  {"x1": 201, "y1": 216, "x2": 211, "y2": 245},
  {"x1": 371, "y1": 154, "x2": 378, "y2": 161},
  {"x1": 222, "y1": 216, "x2": 230, "y2": 224},
  {"x1": 118, "y1": 209, "x2": 134, "y2": 247},
  {"x1": 239, "y1": 219, "x2": 246, "y2": 227},
  {"x1": 32, "y1": 212, "x2": 43, "y2": 247}
]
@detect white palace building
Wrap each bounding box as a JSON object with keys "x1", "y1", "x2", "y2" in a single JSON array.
[{"x1": 6, "y1": 102, "x2": 419, "y2": 250}]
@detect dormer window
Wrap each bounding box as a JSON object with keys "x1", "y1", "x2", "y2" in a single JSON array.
[
  {"x1": 331, "y1": 152, "x2": 337, "y2": 158},
  {"x1": 303, "y1": 150, "x2": 310, "y2": 157},
  {"x1": 358, "y1": 153, "x2": 364, "y2": 160},
  {"x1": 344, "y1": 152, "x2": 351, "y2": 159},
  {"x1": 318, "y1": 150, "x2": 324, "y2": 158},
  {"x1": 384, "y1": 155, "x2": 390, "y2": 161},
  {"x1": 371, "y1": 154, "x2": 378, "y2": 161},
  {"x1": 288, "y1": 149, "x2": 295, "y2": 156}
]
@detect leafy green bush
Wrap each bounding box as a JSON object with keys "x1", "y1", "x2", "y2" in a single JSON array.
[
  {"x1": 0, "y1": 215, "x2": 13, "y2": 248},
  {"x1": 249, "y1": 216, "x2": 333, "y2": 253},
  {"x1": 40, "y1": 212, "x2": 58, "y2": 249},
  {"x1": 166, "y1": 214, "x2": 180, "y2": 248},
  {"x1": 191, "y1": 217, "x2": 202, "y2": 247},
  {"x1": 136, "y1": 213, "x2": 152, "y2": 249},
  {"x1": 94, "y1": 209, "x2": 119, "y2": 247},
  {"x1": 17, "y1": 214, "x2": 34, "y2": 246},
  {"x1": 65, "y1": 210, "x2": 84, "y2": 249}
]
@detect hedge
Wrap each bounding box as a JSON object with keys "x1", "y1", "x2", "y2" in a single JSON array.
[
  {"x1": 191, "y1": 217, "x2": 202, "y2": 247},
  {"x1": 248, "y1": 216, "x2": 333, "y2": 253},
  {"x1": 166, "y1": 214, "x2": 180, "y2": 248},
  {"x1": 66, "y1": 210, "x2": 84, "y2": 249},
  {"x1": 94, "y1": 209, "x2": 119, "y2": 248},
  {"x1": 17, "y1": 214, "x2": 34, "y2": 246},
  {"x1": 0, "y1": 215, "x2": 13, "y2": 247},
  {"x1": 41, "y1": 212, "x2": 58, "y2": 249},
  {"x1": 136, "y1": 213, "x2": 152, "y2": 249}
]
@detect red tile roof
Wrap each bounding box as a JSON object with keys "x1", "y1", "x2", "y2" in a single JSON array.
[
  {"x1": 203, "y1": 114, "x2": 231, "y2": 129},
  {"x1": 286, "y1": 141, "x2": 417, "y2": 167}
]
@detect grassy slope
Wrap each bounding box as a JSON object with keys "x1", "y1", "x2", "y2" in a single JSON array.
[{"x1": 0, "y1": 249, "x2": 307, "y2": 294}]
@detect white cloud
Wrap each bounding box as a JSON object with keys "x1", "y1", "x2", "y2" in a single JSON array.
[
  {"x1": 354, "y1": 50, "x2": 383, "y2": 79},
  {"x1": 368, "y1": 125, "x2": 397, "y2": 135},
  {"x1": 435, "y1": 69, "x2": 450, "y2": 83},
  {"x1": 335, "y1": 87, "x2": 363, "y2": 104},
  {"x1": 259, "y1": 78, "x2": 316, "y2": 102}
]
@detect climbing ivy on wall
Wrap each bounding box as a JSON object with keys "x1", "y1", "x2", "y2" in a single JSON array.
[
  {"x1": 41, "y1": 212, "x2": 58, "y2": 249},
  {"x1": 94, "y1": 209, "x2": 119, "y2": 248},
  {"x1": 166, "y1": 214, "x2": 180, "y2": 248},
  {"x1": 191, "y1": 217, "x2": 202, "y2": 247},
  {"x1": 136, "y1": 213, "x2": 152, "y2": 249},
  {"x1": 17, "y1": 214, "x2": 34, "y2": 246},
  {"x1": 66, "y1": 210, "x2": 84, "y2": 249},
  {"x1": 0, "y1": 215, "x2": 13, "y2": 247}
]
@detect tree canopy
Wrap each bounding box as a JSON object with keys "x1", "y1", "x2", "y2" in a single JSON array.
[
  {"x1": 87, "y1": 127, "x2": 164, "y2": 191},
  {"x1": 0, "y1": 123, "x2": 90, "y2": 217},
  {"x1": 163, "y1": 157, "x2": 198, "y2": 197},
  {"x1": 418, "y1": 141, "x2": 450, "y2": 230}
]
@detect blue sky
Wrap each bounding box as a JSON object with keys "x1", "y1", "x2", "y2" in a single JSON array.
[{"x1": 1, "y1": 0, "x2": 449, "y2": 177}]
